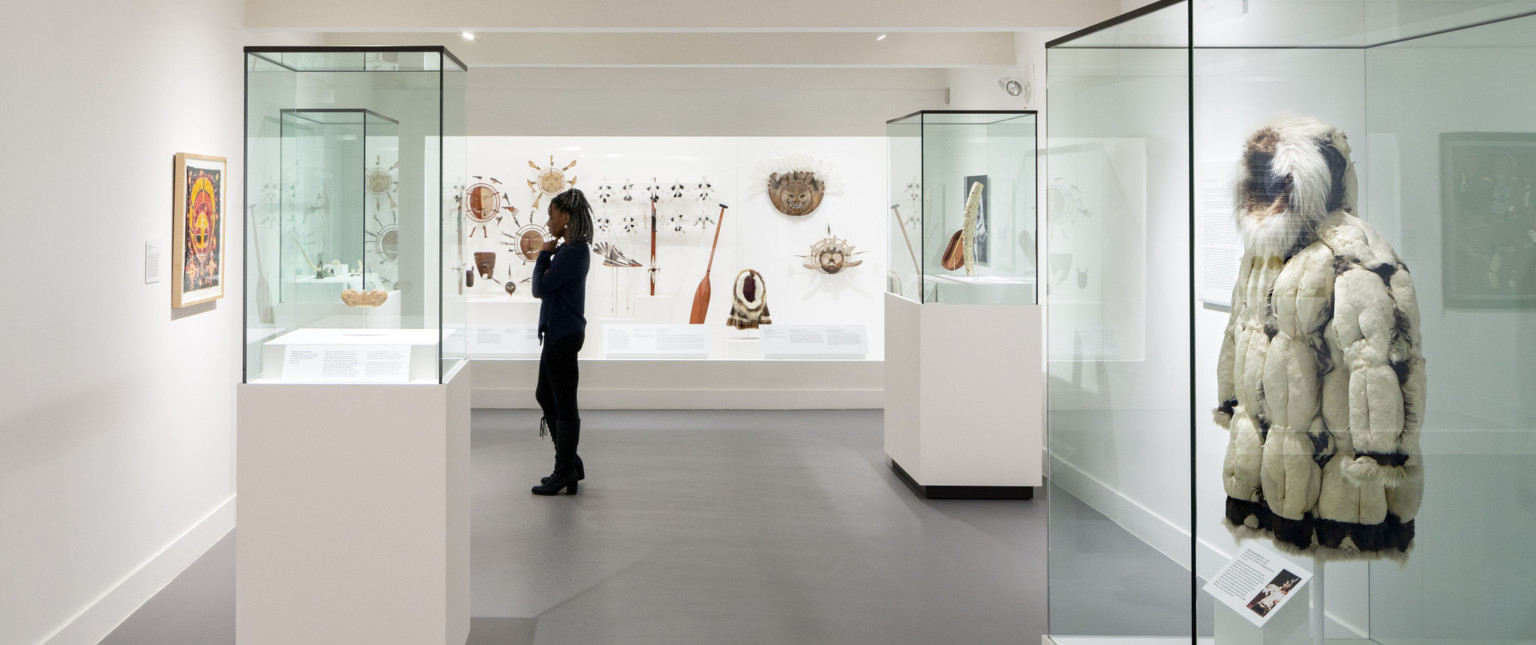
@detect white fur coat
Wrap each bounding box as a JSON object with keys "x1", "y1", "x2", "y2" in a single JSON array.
[{"x1": 1215, "y1": 116, "x2": 1426, "y2": 561}]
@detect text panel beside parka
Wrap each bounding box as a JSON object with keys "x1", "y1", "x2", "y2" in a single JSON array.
[{"x1": 1216, "y1": 115, "x2": 1426, "y2": 561}]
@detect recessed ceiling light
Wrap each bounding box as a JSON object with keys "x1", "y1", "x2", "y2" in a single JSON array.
[
  {"x1": 876, "y1": 34, "x2": 887, "y2": 41},
  {"x1": 461, "y1": 31, "x2": 475, "y2": 40}
]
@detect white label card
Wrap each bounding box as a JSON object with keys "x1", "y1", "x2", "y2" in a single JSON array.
[
  {"x1": 1203, "y1": 545, "x2": 1313, "y2": 627},
  {"x1": 760, "y1": 325, "x2": 868, "y2": 357},
  {"x1": 282, "y1": 345, "x2": 412, "y2": 384},
  {"x1": 145, "y1": 240, "x2": 162, "y2": 284},
  {"x1": 469, "y1": 325, "x2": 542, "y2": 356},
  {"x1": 1200, "y1": 162, "x2": 1240, "y2": 307},
  {"x1": 605, "y1": 325, "x2": 708, "y2": 358}
]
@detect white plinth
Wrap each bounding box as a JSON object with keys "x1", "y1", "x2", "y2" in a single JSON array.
[
  {"x1": 632, "y1": 294, "x2": 675, "y2": 324},
  {"x1": 1216, "y1": 598, "x2": 1310, "y2": 645},
  {"x1": 883, "y1": 292, "x2": 1043, "y2": 497},
  {"x1": 236, "y1": 364, "x2": 471, "y2": 645},
  {"x1": 725, "y1": 337, "x2": 763, "y2": 360}
]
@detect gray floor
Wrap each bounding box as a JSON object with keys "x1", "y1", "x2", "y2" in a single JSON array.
[{"x1": 104, "y1": 410, "x2": 1054, "y2": 644}]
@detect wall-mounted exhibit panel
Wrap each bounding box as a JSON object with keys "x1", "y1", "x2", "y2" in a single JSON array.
[
  {"x1": 883, "y1": 111, "x2": 1042, "y2": 499},
  {"x1": 1046, "y1": 2, "x2": 1536, "y2": 643},
  {"x1": 463, "y1": 136, "x2": 887, "y2": 362},
  {"x1": 245, "y1": 47, "x2": 468, "y2": 384}
]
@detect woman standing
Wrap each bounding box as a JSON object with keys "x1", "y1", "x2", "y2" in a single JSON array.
[{"x1": 530, "y1": 189, "x2": 593, "y2": 495}]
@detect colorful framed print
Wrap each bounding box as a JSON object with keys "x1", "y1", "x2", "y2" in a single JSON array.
[
  {"x1": 1441, "y1": 133, "x2": 1536, "y2": 309},
  {"x1": 173, "y1": 153, "x2": 227, "y2": 308}
]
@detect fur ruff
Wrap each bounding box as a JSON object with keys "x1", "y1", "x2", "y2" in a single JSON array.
[{"x1": 1233, "y1": 114, "x2": 1357, "y2": 258}]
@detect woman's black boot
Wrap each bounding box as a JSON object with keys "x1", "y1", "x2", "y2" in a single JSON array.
[
  {"x1": 533, "y1": 419, "x2": 581, "y2": 495},
  {"x1": 541, "y1": 416, "x2": 583, "y2": 483},
  {"x1": 540, "y1": 456, "x2": 584, "y2": 484},
  {"x1": 531, "y1": 468, "x2": 579, "y2": 495}
]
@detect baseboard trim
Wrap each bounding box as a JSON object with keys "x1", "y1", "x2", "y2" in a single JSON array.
[
  {"x1": 41, "y1": 496, "x2": 236, "y2": 645},
  {"x1": 890, "y1": 459, "x2": 1035, "y2": 500}
]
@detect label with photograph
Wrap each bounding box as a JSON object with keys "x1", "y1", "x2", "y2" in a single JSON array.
[{"x1": 1202, "y1": 545, "x2": 1313, "y2": 627}]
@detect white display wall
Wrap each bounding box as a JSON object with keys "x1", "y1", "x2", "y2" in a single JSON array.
[{"x1": 465, "y1": 136, "x2": 887, "y2": 361}]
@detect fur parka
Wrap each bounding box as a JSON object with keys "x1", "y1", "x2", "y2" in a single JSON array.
[{"x1": 1215, "y1": 116, "x2": 1426, "y2": 561}]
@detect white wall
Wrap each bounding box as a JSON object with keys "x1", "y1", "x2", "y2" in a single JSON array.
[
  {"x1": 0, "y1": 1, "x2": 246, "y2": 643},
  {"x1": 467, "y1": 67, "x2": 946, "y2": 137}
]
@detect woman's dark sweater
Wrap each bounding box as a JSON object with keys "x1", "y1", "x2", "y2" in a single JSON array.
[{"x1": 531, "y1": 241, "x2": 590, "y2": 342}]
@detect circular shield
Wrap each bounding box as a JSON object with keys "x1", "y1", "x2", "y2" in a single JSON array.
[
  {"x1": 373, "y1": 225, "x2": 399, "y2": 262},
  {"x1": 514, "y1": 225, "x2": 547, "y2": 262},
  {"x1": 465, "y1": 183, "x2": 500, "y2": 223},
  {"x1": 538, "y1": 169, "x2": 566, "y2": 195}
]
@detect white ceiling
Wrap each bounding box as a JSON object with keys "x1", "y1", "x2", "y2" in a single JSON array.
[{"x1": 249, "y1": 0, "x2": 1117, "y2": 68}]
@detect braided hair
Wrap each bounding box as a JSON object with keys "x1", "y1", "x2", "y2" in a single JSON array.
[{"x1": 551, "y1": 188, "x2": 595, "y2": 245}]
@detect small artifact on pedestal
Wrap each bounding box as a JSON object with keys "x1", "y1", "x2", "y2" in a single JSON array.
[
  {"x1": 961, "y1": 180, "x2": 983, "y2": 275},
  {"x1": 340, "y1": 289, "x2": 389, "y2": 308},
  {"x1": 726, "y1": 269, "x2": 772, "y2": 330}
]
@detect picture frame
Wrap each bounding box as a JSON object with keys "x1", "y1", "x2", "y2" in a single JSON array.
[
  {"x1": 173, "y1": 152, "x2": 227, "y2": 308},
  {"x1": 1441, "y1": 133, "x2": 1536, "y2": 310},
  {"x1": 964, "y1": 174, "x2": 990, "y2": 265}
]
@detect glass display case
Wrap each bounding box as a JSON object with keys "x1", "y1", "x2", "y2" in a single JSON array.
[
  {"x1": 886, "y1": 111, "x2": 1038, "y2": 305},
  {"x1": 244, "y1": 47, "x2": 468, "y2": 384},
  {"x1": 1046, "y1": 2, "x2": 1536, "y2": 643},
  {"x1": 883, "y1": 110, "x2": 1043, "y2": 500}
]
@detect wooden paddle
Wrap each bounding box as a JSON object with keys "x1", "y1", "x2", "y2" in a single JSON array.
[{"x1": 689, "y1": 203, "x2": 729, "y2": 324}]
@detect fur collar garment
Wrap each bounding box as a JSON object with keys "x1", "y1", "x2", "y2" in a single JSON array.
[{"x1": 1216, "y1": 116, "x2": 1426, "y2": 561}]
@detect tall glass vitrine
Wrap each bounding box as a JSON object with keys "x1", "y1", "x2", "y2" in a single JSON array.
[
  {"x1": 1045, "y1": 2, "x2": 1536, "y2": 643},
  {"x1": 245, "y1": 47, "x2": 468, "y2": 384},
  {"x1": 883, "y1": 110, "x2": 1043, "y2": 500}
]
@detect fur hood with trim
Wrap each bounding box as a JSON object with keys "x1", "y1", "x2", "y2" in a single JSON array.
[{"x1": 1215, "y1": 115, "x2": 1426, "y2": 562}]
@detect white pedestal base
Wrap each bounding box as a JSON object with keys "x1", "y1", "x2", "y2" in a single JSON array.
[
  {"x1": 883, "y1": 293, "x2": 1043, "y2": 497},
  {"x1": 236, "y1": 365, "x2": 471, "y2": 645},
  {"x1": 1216, "y1": 599, "x2": 1310, "y2": 645},
  {"x1": 632, "y1": 294, "x2": 675, "y2": 323},
  {"x1": 725, "y1": 337, "x2": 763, "y2": 360}
]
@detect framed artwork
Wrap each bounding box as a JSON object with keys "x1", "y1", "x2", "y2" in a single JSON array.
[
  {"x1": 1441, "y1": 133, "x2": 1536, "y2": 309},
  {"x1": 964, "y1": 174, "x2": 990, "y2": 265},
  {"x1": 173, "y1": 153, "x2": 226, "y2": 308}
]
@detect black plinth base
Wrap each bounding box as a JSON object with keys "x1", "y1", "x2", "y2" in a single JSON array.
[{"x1": 889, "y1": 459, "x2": 1034, "y2": 500}]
